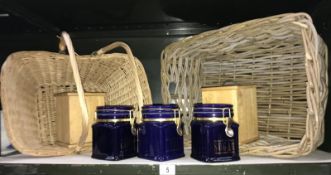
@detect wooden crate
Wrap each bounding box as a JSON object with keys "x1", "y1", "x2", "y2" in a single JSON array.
[
  {"x1": 202, "y1": 85, "x2": 259, "y2": 145},
  {"x1": 55, "y1": 93, "x2": 105, "y2": 148}
]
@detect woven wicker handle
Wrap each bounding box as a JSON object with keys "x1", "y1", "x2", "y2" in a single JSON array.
[
  {"x1": 95, "y1": 42, "x2": 144, "y2": 123},
  {"x1": 61, "y1": 32, "x2": 89, "y2": 153}
]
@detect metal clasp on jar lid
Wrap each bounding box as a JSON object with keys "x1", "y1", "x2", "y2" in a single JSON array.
[
  {"x1": 223, "y1": 108, "x2": 234, "y2": 138},
  {"x1": 142, "y1": 108, "x2": 183, "y2": 136},
  {"x1": 129, "y1": 109, "x2": 137, "y2": 135},
  {"x1": 193, "y1": 107, "x2": 234, "y2": 138},
  {"x1": 94, "y1": 108, "x2": 137, "y2": 135},
  {"x1": 174, "y1": 108, "x2": 183, "y2": 136}
]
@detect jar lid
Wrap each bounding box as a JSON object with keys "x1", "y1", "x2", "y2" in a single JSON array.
[
  {"x1": 193, "y1": 103, "x2": 233, "y2": 118},
  {"x1": 97, "y1": 105, "x2": 133, "y2": 110},
  {"x1": 142, "y1": 104, "x2": 179, "y2": 119},
  {"x1": 96, "y1": 105, "x2": 134, "y2": 119}
]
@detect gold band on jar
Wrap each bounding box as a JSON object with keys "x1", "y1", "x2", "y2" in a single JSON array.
[
  {"x1": 142, "y1": 118, "x2": 177, "y2": 122},
  {"x1": 193, "y1": 117, "x2": 228, "y2": 122},
  {"x1": 96, "y1": 118, "x2": 131, "y2": 123}
]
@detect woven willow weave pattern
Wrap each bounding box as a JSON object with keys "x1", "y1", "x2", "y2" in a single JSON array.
[
  {"x1": 161, "y1": 13, "x2": 328, "y2": 157},
  {"x1": 1, "y1": 42, "x2": 152, "y2": 156}
]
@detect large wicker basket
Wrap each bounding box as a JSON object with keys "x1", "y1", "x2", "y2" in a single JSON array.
[
  {"x1": 161, "y1": 13, "x2": 328, "y2": 158},
  {"x1": 1, "y1": 32, "x2": 152, "y2": 156}
]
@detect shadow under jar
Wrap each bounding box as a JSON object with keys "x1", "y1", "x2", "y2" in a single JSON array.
[
  {"x1": 92, "y1": 105, "x2": 136, "y2": 161},
  {"x1": 137, "y1": 104, "x2": 184, "y2": 161},
  {"x1": 191, "y1": 103, "x2": 240, "y2": 162}
]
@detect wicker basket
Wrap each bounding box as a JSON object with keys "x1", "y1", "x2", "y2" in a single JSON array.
[
  {"x1": 0, "y1": 32, "x2": 152, "y2": 156},
  {"x1": 161, "y1": 13, "x2": 328, "y2": 158}
]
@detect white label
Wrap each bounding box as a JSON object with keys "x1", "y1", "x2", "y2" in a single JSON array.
[{"x1": 159, "y1": 164, "x2": 176, "y2": 175}]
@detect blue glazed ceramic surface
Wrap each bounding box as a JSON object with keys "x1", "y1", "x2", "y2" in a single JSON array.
[
  {"x1": 191, "y1": 103, "x2": 240, "y2": 162},
  {"x1": 92, "y1": 105, "x2": 136, "y2": 161},
  {"x1": 141, "y1": 104, "x2": 180, "y2": 119},
  {"x1": 137, "y1": 104, "x2": 184, "y2": 161},
  {"x1": 96, "y1": 105, "x2": 133, "y2": 119}
]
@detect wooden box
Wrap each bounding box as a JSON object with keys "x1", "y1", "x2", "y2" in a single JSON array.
[
  {"x1": 202, "y1": 85, "x2": 259, "y2": 145},
  {"x1": 55, "y1": 93, "x2": 105, "y2": 148}
]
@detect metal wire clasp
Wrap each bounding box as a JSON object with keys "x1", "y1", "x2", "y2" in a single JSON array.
[
  {"x1": 223, "y1": 108, "x2": 234, "y2": 138},
  {"x1": 173, "y1": 109, "x2": 183, "y2": 136},
  {"x1": 129, "y1": 109, "x2": 137, "y2": 135}
]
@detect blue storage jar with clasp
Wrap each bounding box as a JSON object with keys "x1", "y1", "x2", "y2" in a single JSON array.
[
  {"x1": 191, "y1": 103, "x2": 240, "y2": 162},
  {"x1": 92, "y1": 105, "x2": 136, "y2": 161},
  {"x1": 137, "y1": 104, "x2": 184, "y2": 161}
]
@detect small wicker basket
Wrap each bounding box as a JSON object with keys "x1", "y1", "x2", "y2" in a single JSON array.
[
  {"x1": 161, "y1": 13, "x2": 328, "y2": 158},
  {"x1": 0, "y1": 32, "x2": 152, "y2": 156}
]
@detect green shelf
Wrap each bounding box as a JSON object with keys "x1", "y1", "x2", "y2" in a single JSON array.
[{"x1": 1, "y1": 150, "x2": 330, "y2": 175}]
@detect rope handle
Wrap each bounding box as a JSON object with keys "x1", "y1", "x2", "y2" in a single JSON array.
[
  {"x1": 94, "y1": 42, "x2": 144, "y2": 123},
  {"x1": 61, "y1": 32, "x2": 89, "y2": 153}
]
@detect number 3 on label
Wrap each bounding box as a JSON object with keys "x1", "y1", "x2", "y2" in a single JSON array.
[{"x1": 160, "y1": 164, "x2": 175, "y2": 175}]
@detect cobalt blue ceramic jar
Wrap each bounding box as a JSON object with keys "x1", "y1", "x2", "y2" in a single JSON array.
[
  {"x1": 191, "y1": 103, "x2": 240, "y2": 162},
  {"x1": 92, "y1": 105, "x2": 136, "y2": 161},
  {"x1": 137, "y1": 104, "x2": 184, "y2": 161}
]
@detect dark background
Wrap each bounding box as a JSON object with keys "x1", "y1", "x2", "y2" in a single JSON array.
[{"x1": 0, "y1": 0, "x2": 330, "y2": 151}]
